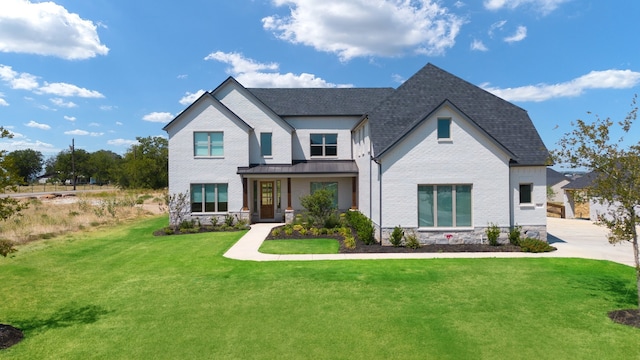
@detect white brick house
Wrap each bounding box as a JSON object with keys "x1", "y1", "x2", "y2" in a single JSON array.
[{"x1": 163, "y1": 63, "x2": 550, "y2": 244}]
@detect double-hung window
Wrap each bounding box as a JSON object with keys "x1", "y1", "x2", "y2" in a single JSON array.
[
  {"x1": 194, "y1": 132, "x2": 223, "y2": 157},
  {"x1": 310, "y1": 134, "x2": 337, "y2": 157},
  {"x1": 418, "y1": 184, "x2": 472, "y2": 228},
  {"x1": 191, "y1": 183, "x2": 228, "y2": 213}
]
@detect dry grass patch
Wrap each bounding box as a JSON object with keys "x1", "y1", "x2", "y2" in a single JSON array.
[{"x1": 0, "y1": 190, "x2": 167, "y2": 244}]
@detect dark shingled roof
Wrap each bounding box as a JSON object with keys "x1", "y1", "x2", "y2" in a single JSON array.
[
  {"x1": 547, "y1": 168, "x2": 571, "y2": 186},
  {"x1": 562, "y1": 171, "x2": 596, "y2": 190},
  {"x1": 248, "y1": 88, "x2": 394, "y2": 116},
  {"x1": 366, "y1": 63, "x2": 549, "y2": 165},
  {"x1": 237, "y1": 160, "x2": 358, "y2": 175}
]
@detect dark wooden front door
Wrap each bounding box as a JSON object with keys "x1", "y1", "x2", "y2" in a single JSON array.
[{"x1": 260, "y1": 181, "x2": 274, "y2": 220}]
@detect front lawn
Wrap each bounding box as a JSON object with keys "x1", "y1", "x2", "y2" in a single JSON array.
[
  {"x1": 259, "y1": 239, "x2": 339, "y2": 254},
  {"x1": 0, "y1": 216, "x2": 638, "y2": 359}
]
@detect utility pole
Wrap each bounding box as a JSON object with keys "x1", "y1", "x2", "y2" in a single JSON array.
[{"x1": 71, "y1": 138, "x2": 76, "y2": 191}]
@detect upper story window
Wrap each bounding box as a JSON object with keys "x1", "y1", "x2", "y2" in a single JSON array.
[
  {"x1": 260, "y1": 132, "x2": 272, "y2": 157},
  {"x1": 437, "y1": 118, "x2": 451, "y2": 140},
  {"x1": 519, "y1": 183, "x2": 533, "y2": 204},
  {"x1": 310, "y1": 134, "x2": 337, "y2": 157},
  {"x1": 194, "y1": 132, "x2": 223, "y2": 157}
]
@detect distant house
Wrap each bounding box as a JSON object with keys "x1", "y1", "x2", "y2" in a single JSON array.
[
  {"x1": 163, "y1": 63, "x2": 550, "y2": 244},
  {"x1": 547, "y1": 168, "x2": 571, "y2": 203}
]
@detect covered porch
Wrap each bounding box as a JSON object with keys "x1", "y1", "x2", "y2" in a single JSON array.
[{"x1": 237, "y1": 160, "x2": 359, "y2": 223}]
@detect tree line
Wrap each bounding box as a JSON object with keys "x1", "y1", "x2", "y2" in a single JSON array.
[{"x1": 3, "y1": 136, "x2": 168, "y2": 190}]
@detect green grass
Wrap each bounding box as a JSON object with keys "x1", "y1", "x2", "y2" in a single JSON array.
[
  {"x1": 259, "y1": 238, "x2": 339, "y2": 254},
  {"x1": 1, "y1": 216, "x2": 639, "y2": 359}
]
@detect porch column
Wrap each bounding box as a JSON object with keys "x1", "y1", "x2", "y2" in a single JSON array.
[
  {"x1": 242, "y1": 177, "x2": 249, "y2": 211},
  {"x1": 287, "y1": 177, "x2": 292, "y2": 210},
  {"x1": 351, "y1": 176, "x2": 357, "y2": 209}
]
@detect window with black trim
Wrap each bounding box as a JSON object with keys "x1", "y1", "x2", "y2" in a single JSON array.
[
  {"x1": 519, "y1": 184, "x2": 533, "y2": 204},
  {"x1": 190, "y1": 183, "x2": 228, "y2": 213},
  {"x1": 310, "y1": 134, "x2": 337, "y2": 157}
]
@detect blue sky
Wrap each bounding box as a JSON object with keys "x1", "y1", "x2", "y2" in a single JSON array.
[{"x1": 0, "y1": 0, "x2": 638, "y2": 164}]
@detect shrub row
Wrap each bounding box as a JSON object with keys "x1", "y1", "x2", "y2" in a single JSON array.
[{"x1": 344, "y1": 211, "x2": 375, "y2": 245}]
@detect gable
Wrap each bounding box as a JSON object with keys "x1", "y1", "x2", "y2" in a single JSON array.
[
  {"x1": 163, "y1": 92, "x2": 252, "y2": 135},
  {"x1": 367, "y1": 63, "x2": 549, "y2": 166}
]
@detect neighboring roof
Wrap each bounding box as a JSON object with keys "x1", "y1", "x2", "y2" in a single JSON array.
[
  {"x1": 547, "y1": 168, "x2": 571, "y2": 186},
  {"x1": 248, "y1": 88, "x2": 394, "y2": 116},
  {"x1": 562, "y1": 171, "x2": 596, "y2": 190},
  {"x1": 367, "y1": 63, "x2": 549, "y2": 165},
  {"x1": 237, "y1": 160, "x2": 358, "y2": 175}
]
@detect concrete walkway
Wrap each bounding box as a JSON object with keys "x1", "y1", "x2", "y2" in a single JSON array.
[{"x1": 223, "y1": 217, "x2": 637, "y2": 267}]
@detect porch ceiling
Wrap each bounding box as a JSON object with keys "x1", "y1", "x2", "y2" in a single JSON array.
[{"x1": 237, "y1": 160, "x2": 358, "y2": 176}]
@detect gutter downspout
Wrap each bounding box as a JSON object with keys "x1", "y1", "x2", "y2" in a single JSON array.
[{"x1": 372, "y1": 156, "x2": 382, "y2": 244}]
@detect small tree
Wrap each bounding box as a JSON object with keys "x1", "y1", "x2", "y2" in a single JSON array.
[
  {"x1": 167, "y1": 191, "x2": 191, "y2": 231},
  {"x1": 553, "y1": 95, "x2": 640, "y2": 311},
  {"x1": 300, "y1": 188, "x2": 336, "y2": 227},
  {"x1": 0, "y1": 127, "x2": 28, "y2": 256}
]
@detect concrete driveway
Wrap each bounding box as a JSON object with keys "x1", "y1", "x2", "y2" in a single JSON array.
[{"x1": 547, "y1": 217, "x2": 637, "y2": 267}]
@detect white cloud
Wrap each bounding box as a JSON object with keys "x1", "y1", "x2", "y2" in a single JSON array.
[
  {"x1": 25, "y1": 120, "x2": 51, "y2": 130},
  {"x1": 483, "y1": 0, "x2": 568, "y2": 14},
  {"x1": 483, "y1": 69, "x2": 640, "y2": 102},
  {"x1": 179, "y1": 90, "x2": 206, "y2": 105},
  {"x1": 205, "y1": 51, "x2": 351, "y2": 88},
  {"x1": 89, "y1": 122, "x2": 100, "y2": 127},
  {"x1": 0, "y1": 64, "x2": 39, "y2": 90},
  {"x1": 0, "y1": 97, "x2": 7, "y2": 106},
  {"x1": 488, "y1": 20, "x2": 507, "y2": 38},
  {"x1": 206, "y1": 51, "x2": 279, "y2": 73},
  {"x1": 115, "y1": 121, "x2": 123, "y2": 126},
  {"x1": 0, "y1": 0, "x2": 109, "y2": 59},
  {"x1": 142, "y1": 112, "x2": 174, "y2": 123},
  {"x1": 0, "y1": 139, "x2": 58, "y2": 154},
  {"x1": 262, "y1": 0, "x2": 465, "y2": 61},
  {"x1": 64, "y1": 115, "x2": 76, "y2": 121},
  {"x1": 64, "y1": 129, "x2": 103, "y2": 136},
  {"x1": 38, "y1": 82, "x2": 104, "y2": 98},
  {"x1": 107, "y1": 138, "x2": 138, "y2": 147},
  {"x1": 504, "y1": 26, "x2": 527, "y2": 43},
  {"x1": 50, "y1": 98, "x2": 77, "y2": 108},
  {"x1": 100, "y1": 105, "x2": 115, "y2": 111},
  {"x1": 471, "y1": 39, "x2": 488, "y2": 51}
]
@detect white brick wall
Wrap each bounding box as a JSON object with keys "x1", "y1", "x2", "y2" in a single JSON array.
[{"x1": 379, "y1": 106, "x2": 511, "y2": 229}]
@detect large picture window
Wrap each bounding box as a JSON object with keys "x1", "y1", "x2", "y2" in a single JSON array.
[
  {"x1": 194, "y1": 132, "x2": 223, "y2": 157},
  {"x1": 310, "y1": 134, "x2": 337, "y2": 157},
  {"x1": 311, "y1": 182, "x2": 338, "y2": 207},
  {"x1": 191, "y1": 183, "x2": 228, "y2": 213},
  {"x1": 418, "y1": 184, "x2": 472, "y2": 227}
]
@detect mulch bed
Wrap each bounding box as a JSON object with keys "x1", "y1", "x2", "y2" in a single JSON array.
[
  {"x1": 608, "y1": 309, "x2": 640, "y2": 328},
  {"x1": 0, "y1": 324, "x2": 23, "y2": 350},
  {"x1": 265, "y1": 232, "x2": 524, "y2": 253}
]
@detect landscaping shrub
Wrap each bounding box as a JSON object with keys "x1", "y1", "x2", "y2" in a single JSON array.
[
  {"x1": 343, "y1": 235, "x2": 356, "y2": 249},
  {"x1": 271, "y1": 228, "x2": 281, "y2": 237},
  {"x1": 405, "y1": 231, "x2": 420, "y2": 249},
  {"x1": 0, "y1": 239, "x2": 17, "y2": 257},
  {"x1": 486, "y1": 223, "x2": 501, "y2": 246},
  {"x1": 390, "y1": 225, "x2": 404, "y2": 247},
  {"x1": 299, "y1": 188, "x2": 336, "y2": 227},
  {"x1": 519, "y1": 238, "x2": 556, "y2": 253},
  {"x1": 345, "y1": 211, "x2": 375, "y2": 245},
  {"x1": 224, "y1": 214, "x2": 235, "y2": 227},
  {"x1": 509, "y1": 225, "x2": 522, "y2": 246}
]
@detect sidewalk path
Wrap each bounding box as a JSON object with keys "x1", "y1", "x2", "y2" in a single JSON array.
[{"x1": 223, "y1": 218, "x2": 637, "y2": 267}]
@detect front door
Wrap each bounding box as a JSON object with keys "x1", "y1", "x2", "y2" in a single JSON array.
[{"x1": 260, "y1": 181, "x2": 275, "y2": 220}]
